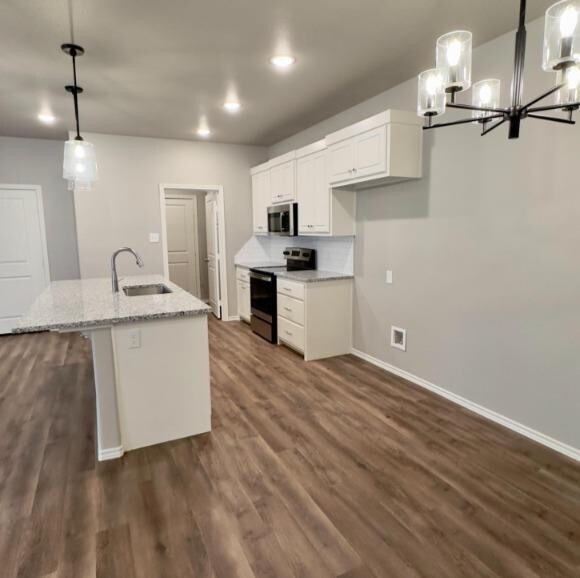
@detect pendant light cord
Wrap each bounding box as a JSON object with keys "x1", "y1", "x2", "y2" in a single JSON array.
[
  {"x1": 65, "y1": 0, "x2": 83, "y2": 141},
  {"x1": 71, "y1": 51, "x2": 82, "y2": 140}
]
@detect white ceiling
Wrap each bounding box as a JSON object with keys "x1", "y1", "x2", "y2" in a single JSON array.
[{"x1": 0, "y1": 0, "x2": 554, "y2": 146}]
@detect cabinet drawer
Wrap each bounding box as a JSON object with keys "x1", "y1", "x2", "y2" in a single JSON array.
[
  {"x1": 236, "y1": 267, "x2": 250, "y2": 282},
  {"x1": 277, "y1": 279, "x2": 304, "y2": 301},
  {"x1": 278, "y1": 317, "x2": 304, "y2": 352},
  {"x1": 277, "y1": 294, "x2": 304, "y2": 326}
]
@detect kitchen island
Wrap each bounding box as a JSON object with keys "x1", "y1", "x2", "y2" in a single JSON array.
[{"x1": 15, "y1": 275, "x2": 211, "y2": 460}]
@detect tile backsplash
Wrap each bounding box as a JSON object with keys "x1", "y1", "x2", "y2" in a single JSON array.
[{"x1": 235, "y1": 235, "x2": 354, "y2": 275}]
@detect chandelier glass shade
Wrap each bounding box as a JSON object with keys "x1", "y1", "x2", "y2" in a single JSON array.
[
  {"x1": 436, "y1": 31, "x2": 472, "y2": 94},
  {"x1": 417, "y1": 0, "x2": 580, "y2": 139},
  {"x1": 472, "y1": 79, "x2": 501, "y2": 121},
  {"x1": 417, "y1": 69, "x2": 446, "y2": 117},
  {"x1": 543, "y1": 0, "x2": 580, "y2": 70},
  {"x1": 63, "y1": 140, "x2": 98, "y2": 191}
]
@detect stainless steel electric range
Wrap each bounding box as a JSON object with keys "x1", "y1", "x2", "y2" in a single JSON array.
[{"x1": 249, "y1": 247, "x2": 316, "y2": 343}]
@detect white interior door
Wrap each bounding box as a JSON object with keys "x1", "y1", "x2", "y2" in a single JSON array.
[
  {"x1": 165, "y1": 196, "x2": 200, "y2": 296},
  {"x1": 0, "y1": 186, "x2": 49, "y2": 334},
  {"x1": 205, "y1": 194, "x2": 221, "y2": 318}
]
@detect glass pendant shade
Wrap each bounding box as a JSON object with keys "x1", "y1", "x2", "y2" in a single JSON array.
[
  {"x1": 556, "y1": 64, "x2": 580, "y2": 105},
  {"x1": 63, "y1": 139, "x2": 98, "y2": 191},
  {"x1": 417, "y1": 69, "x2": 446, "y2": 116},
  {"x1": 436, "y1": 30, "x2": 472, "y2": 92},
  {"x1": 543, "y1": 0, "x2": 580, "y2": 70},
  {"x1": 472, "y1": 79, "x2": 501, "y2": 121}
]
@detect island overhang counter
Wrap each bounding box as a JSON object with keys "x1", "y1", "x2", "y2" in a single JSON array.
[{"x1": 15, "y1": 275, "x2": 212, "y2": 460}]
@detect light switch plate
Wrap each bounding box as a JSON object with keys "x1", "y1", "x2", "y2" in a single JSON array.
[
  {"x1": 386, "y1": 270, "x2": 393, "y2": 284},
  {"x1": 128, "y1": 329, "x2": 141, "y2": 349},
  {"x1": 149, "y1": 232, "x2": 160, "y2": 243}
]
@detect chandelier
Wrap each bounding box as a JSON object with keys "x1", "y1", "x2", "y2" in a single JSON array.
[{"x1": 417, "y1": 0, "x2": 580, "y2": 139}]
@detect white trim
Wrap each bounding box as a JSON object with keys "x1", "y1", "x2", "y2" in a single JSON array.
[
  {"x1": 98, "y1": 445, "x2": 124, "y2": 461},
  {"x1": 159, "y1": 183, "x2": 229, "y2": 320},
  {"x1": 226, "y1": 315, "x2": 240, "y2": 322},
  {"x1": 351, "y1": 348, "x2": 580, "y2": 463}
]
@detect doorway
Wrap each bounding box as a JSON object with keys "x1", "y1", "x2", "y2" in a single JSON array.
[
  {"x1": 0, "y1": 184, "x2": 50, "y2": 334},
  {"x1": 159, "y1": 184, "x2": 228, "y2": 320}
]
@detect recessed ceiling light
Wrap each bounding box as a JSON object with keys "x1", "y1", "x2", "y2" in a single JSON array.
[
  {"x1": 223, "y1": 100, "x2": 241, "y2": 113},
  {"x1": 197, "y1": 127, "x2": 211, "y2": 138},
  {"x1": 270, "y1": 55, "x2": 296, "y2": 69},
  {"x1": 38, "y1": 112, "x2": 56, "y2": 124}
]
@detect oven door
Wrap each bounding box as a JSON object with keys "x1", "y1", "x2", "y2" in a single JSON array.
[
  {"x1": 250, "y1": 271, "x2": 275, "y2": 323},
  {"x1": 267, "y1": 204, "x2": 293, "y2": 236}
]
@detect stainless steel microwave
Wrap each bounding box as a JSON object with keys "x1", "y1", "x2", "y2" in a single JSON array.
[{"x1": 267, "y1": 203, "x2": 298, "y2": 236}]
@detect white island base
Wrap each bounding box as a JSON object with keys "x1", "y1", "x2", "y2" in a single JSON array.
[{"x1": 90, "y1": 315, "x2": 211, "y2": 460}]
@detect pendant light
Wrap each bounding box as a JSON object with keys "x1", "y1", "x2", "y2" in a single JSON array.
[
  {"x1": 417, "y1": 0, "x2": 580, "y2": 139},
  {"x1": 62, "y1": 43, "x2": 97, "y2": 191}
]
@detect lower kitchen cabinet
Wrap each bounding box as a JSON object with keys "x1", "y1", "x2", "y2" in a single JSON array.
[
  {"x1": 236, "y1": 266, "x2": 251, "y2": 323},
  {"x1": 277, "y1": 277, "x2": 352, "y2": 361}
]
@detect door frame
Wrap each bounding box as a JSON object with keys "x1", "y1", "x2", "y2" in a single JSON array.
[
  {"x1": 159, "y1": 183, "x2": 229, "y2": 320},
  {"x1": 0, "y1": 184, "x2": 51, "y2": 333},
  {"x1": 163, "y1": 193, "x2": 201, "y2": 298}
]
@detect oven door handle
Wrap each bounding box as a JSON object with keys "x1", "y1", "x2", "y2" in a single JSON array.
[{"x1": 250, "y1": 272, "x2": 273, "y2": 282}]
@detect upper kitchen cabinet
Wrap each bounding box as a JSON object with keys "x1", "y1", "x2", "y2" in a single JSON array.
[
  {"x1": 296, "y1": 140, "x2": 355, "y2": 236},
  {"x1": 269, "y1": 151, "x2": 296, "y2": 204},
  {"x1": 326, "y1": 110, "x2": 423, "y2": 189},
  {"x1": 251, "y1": 161, "x2": 270, "y2": 235}
]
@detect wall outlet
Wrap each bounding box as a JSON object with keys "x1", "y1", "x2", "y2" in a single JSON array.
[
  {"x1": 390, "y1": 326, "x2": 406, "y2": 351},
  {"x1": 128, "y1": 329, "x2": 141, "y2": 349},
  {"x1": 385, "y1": 270, "x2": 393, "y2": 284},
  {"x1": 149, "y1": 232, "x2": 160, "y2": 243}
]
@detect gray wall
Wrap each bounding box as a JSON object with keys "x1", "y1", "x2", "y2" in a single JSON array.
[
  {"x1": 73, "y1": 133, "x2": 266, "y2": 315},
  {"x1": 270, "y1": 18, "x2": 580, "y2": 451},
  {"x1": 0, "y1": 136, "x2": 80, "y2": 281}
]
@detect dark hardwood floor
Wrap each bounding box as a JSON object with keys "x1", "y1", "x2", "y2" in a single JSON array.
[{"x1": 1, "y1": 317, "x2": 579, "y2": 577}]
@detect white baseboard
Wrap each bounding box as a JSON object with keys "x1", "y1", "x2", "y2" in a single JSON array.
[
  {"x1": 227, "y1": 315, "x2": 240, "y2": 322},
  {"x1": 351, "y1": 348, "x2": 580, "y2": 463},
  {"x1": 98, "y1": 445, "x2": 124, "y2": 461}
]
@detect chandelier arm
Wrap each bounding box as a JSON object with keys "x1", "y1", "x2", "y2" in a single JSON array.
[
  {"x1": 481, "y1": 118, "x2": 507, "y2": 136},
  {"x1": 521, "y1": 83, "x2": 566, "y2": 111},
  {"x1": 423, "y1": 113, "x2": 504, "y2": 130},
  {"x1": 447, "y1": 103, "x2": 510, "y2": 113},
  {"x1": 527, "y1": 102, "x2": 580, "y2": 113},
  {"x1": 526, "y1": 113, "x2": 576, "y2": 125}
]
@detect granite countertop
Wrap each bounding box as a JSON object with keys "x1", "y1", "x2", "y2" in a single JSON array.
[
  {"x1": 14, "y1": 275, "x2": 211, "y2": 334},
  {"x1": 276, "y1": 270, "x2": 353, "y2": 283},
  {"x1": 235, "y1": 261, "x2": 285, "y2": 269}
]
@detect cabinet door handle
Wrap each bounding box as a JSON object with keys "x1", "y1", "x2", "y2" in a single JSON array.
[
  {"x1": 283, "y1": 287, "x2": 292, "y2": 292},
  {"x1": 285, "y1": 330, "x2": 293, "y2": 336},
  {"x1": 284, "y1": 306, "x2": 292, "y2": 311}
]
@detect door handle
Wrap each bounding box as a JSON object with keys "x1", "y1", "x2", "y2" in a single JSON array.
[{"x1": 204, "y1": 258, "x2": 211, "y2": 262}]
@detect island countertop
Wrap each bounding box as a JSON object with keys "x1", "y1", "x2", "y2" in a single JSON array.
[{"x1": 14, "y1": 275, "x2": 211, "y2": 334}]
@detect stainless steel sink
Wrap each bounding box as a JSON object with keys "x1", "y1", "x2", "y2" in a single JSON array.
[{"x1": 122, "y1": 284, "x2": 172, "y2": 297}]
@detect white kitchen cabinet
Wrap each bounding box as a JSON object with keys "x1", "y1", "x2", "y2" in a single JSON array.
[
  {"x1": 296, "y1": 140, "x2": 356, "y2": 236},
  {"x1": 251, "y1": 162, "x2": 270, "y2": 234},
  {"x1": 269, "y1": 151, "x2": 296, "y2": 204},
  {"x1": 277, "y1": 277, "x2": 352, "y2": 361},
  {"x1": 236, "y1": 266, "x2": 251, "y2": 322},
  {"x1": 327, "y1": 109, "x2": 422, "y2": 189}
]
